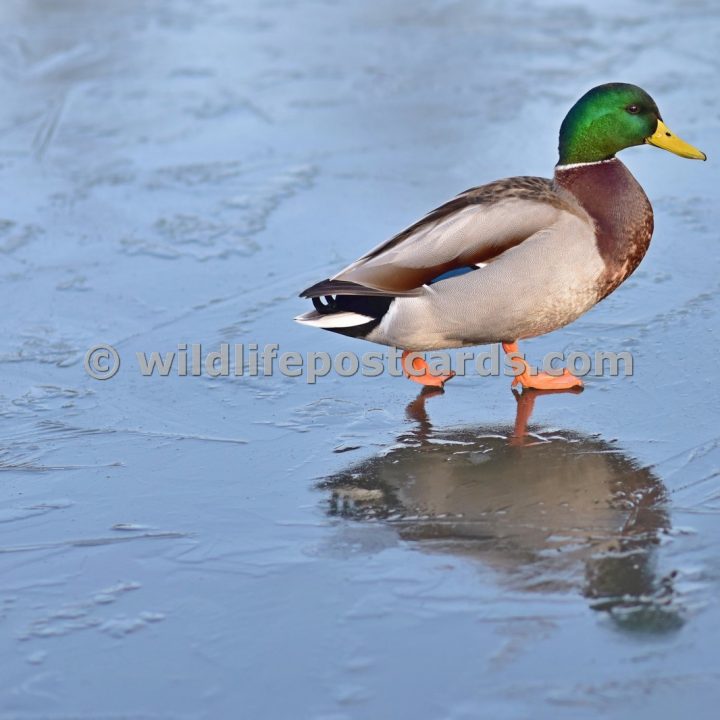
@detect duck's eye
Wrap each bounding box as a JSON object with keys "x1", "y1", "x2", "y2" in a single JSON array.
[{"x1": 626, "y1": 104, "x2": 641, "y2": 114}]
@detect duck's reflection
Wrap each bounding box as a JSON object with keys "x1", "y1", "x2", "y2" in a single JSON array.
[{"x1": 320, "y1": 388, "x2": 681, "y2": 631}]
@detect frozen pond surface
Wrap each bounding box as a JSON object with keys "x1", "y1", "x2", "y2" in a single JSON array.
[{"x1": 1, "y1": 0, "x2": 719, "y2": 717}]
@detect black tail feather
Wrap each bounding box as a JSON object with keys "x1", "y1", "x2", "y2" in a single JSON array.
[
  {"x1": 299, "y1": 279, "x2": 400, "y2": 339},
  {"x1": 300, "y1": 278, "x2": 419, "y2": 299}
]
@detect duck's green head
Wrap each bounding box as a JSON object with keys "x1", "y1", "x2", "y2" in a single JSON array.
[{"x1": 557, "y1": 83, "x2": 706, "y2": 166}]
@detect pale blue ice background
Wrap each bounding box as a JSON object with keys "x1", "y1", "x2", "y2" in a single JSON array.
[{"x1": 1, "y1": 1, "x2": 719, "y2": 718}]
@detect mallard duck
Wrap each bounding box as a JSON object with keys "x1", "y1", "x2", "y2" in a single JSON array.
[{"x1": 296, "y1": 83, "x2": 705, "y2": 390}]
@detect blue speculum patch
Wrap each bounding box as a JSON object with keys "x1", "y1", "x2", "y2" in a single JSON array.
[{"x1": 429, "y1": 266, "x2": 479, "y2": 284}]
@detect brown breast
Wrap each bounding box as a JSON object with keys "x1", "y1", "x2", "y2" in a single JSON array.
[{"x1": 553, "y1": 159, "x2": 654, "y2": 299}]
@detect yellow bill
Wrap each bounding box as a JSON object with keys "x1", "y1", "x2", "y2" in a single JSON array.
[{"x1": 646, "y1": 119, "x2": 706, "y2": 160}]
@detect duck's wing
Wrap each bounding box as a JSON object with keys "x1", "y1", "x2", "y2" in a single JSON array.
[{"x1": 301, "y1": 177, "x2": 579, "y2": 298}]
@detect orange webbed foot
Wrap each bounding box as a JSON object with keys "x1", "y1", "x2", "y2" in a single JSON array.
[
  {"x1": 513, "y1": 368, "x2": 584, "y2": 391},
  {"x1": 401, "y1": 351, "x2": 455, "y2": 388},
  {"x1": 502, "y1": 341, "x2": 583, "y2": 391}
]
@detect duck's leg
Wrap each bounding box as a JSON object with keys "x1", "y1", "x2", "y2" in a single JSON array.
[
  {"x1": 401, "y1": 350, "x2": 456, "y2": 388},
  {"x1": 502, "y1": 342, "x2": 583, "y2": 390}
]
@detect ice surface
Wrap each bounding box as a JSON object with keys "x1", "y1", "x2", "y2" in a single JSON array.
[{"x1": 1, "y1": 0, "x2": 719, "y2": 718}]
